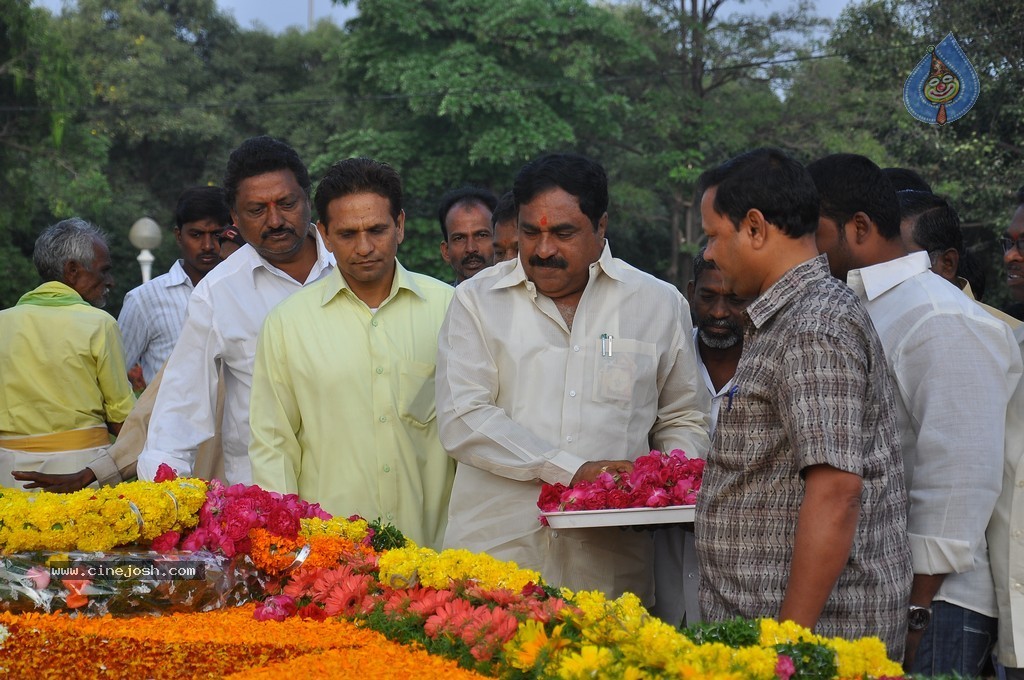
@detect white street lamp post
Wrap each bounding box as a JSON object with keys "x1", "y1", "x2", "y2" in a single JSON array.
[{"x1": 128, "y1": 217, "x2": 162, "y2": 284}]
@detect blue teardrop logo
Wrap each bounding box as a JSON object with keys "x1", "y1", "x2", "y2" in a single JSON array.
[{"x1": 903, "y1": 33, "x2": 979, "y2": 126}]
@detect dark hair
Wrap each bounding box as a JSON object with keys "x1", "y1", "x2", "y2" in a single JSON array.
[
  {"x1": 697, "y1": 147, "x2": 819, "y2": 238},
  {"x1": 897, "y1": 190, "x2": 962, "y2": 254},
  {"x1": 314, "y1": 157, "x2": 403, "y2": 225},
  {"x1": 34, "y1": 217, "x2": 107, "y2": 282},
  {"x1": 807, "y1": 153, "x2": 900, "y2": 240},
  {"x1": 692, "y1": 247, "x2": 718, "y2": 285},
  {"x1": 882, "y1": 167, "x2": 932, "y2": 193},
  {"x1": 898, "y1": 190, "x2": 988, "y2": 297},
  {"x1": 174, "y1": 186, "x2": 231, "y2": 230},
  {"x1": 513, "y1": 153, "x2": 608, "y2": 229},
  {"x1": 223, "y1": 136, "x2": 311, "y2": 209},
  {"x1": 436, "y1": 186, "x2": 497, "y2": 240},
  {"x1": 491, "y1": 190, "x2": 516, "y2": 228}
]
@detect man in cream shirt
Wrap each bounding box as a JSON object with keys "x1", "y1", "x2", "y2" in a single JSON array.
[{"x1": 436, "y1": 153, "x2": 709, "y2": 603}]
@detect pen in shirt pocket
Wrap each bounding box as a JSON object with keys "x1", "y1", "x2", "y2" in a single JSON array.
[
  {"x1": 726, "y1": 384, "x2": 739, "y2": 411},
  {"x1": 600, "y1": 333, "x2": 613, "y2": 357}
]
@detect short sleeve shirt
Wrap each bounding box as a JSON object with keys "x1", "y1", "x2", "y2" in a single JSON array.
[{"x1": 695, "y1": 255, "x2": 911, "y2": 657}]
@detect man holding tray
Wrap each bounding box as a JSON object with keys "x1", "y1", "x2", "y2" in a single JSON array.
[
  {"x1": 695, "y1": 148, "x2": 911, "y2": 660},
  {"x1": 436, "y1": 152, "x2": 710, "y2": 604}
]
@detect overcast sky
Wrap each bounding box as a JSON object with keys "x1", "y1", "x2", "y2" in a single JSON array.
[{"x1": 34, "y1": 0, "x2": 853, "y2": 34}]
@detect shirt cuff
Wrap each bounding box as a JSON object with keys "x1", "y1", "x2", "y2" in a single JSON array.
[
  {"x1": 909, "y1": 532, "x2": 975, "y2": 575},
  {"x1": 547, "y1": 450, "x2": 590, "y2": 486},
  {"x1": 87, "y1": 448, "x2": 123, "y2": 487}
]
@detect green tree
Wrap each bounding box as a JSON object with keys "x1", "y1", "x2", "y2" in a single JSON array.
[
  {"x1": 325, "y1": 0, "x2": 644, "y2": 279},
  {"x1": 0, "y1": 0, "x2": 113, "y2": 308}
]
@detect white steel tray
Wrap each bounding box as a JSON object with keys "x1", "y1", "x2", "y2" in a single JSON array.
[{"x1": 542, "y1": 505, "x2": 695, "y2": 529}]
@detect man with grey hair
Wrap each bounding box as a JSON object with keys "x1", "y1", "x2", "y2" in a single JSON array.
[{"x1": 0, "y1": 218, "x2": 136, "y2": 491}]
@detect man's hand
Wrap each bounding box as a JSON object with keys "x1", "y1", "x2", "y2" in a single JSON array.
[
  {"x1": 570, "y1": 459, "x2": 633, "y2": 486},
  {"x1": 11, "y1": 468, "x2": 97, "y2": 493}
]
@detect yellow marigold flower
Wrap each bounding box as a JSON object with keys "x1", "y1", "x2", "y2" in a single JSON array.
[
  {"x1": 831, "y1": 636, "x2": 904, "y2": 678},
  {"x1": 557, "y1": 645, "x2": 617, "y2": 680}
]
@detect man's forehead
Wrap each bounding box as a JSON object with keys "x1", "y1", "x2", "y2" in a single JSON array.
[{"x1": 237, "y1": 170, "x2": 303, "y2": 196}]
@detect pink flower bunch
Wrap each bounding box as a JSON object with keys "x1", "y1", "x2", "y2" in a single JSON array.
[
  {"x1": 537, "y1": 449, "x2": 704, "y2": 517},
  {"x1": 154, "y1": 473, "x2": 331, "y2": 556},
  {"x1": 424, "y1": 599, "x2": 520, "y2": 662}
]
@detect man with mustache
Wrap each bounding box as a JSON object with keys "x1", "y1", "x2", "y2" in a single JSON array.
[
  {"x1": 2, "y1": 219, "x2": 135, "y2": 492},
  {"x1": 137, "y1": 136, "x2": 335, "y2": 484},
  {"x1": 438, "y1": 186, "x2": 497, "y2": 284},
  {"x1": 652, "y1": 248, "x2": 752, "y2": 626},
  {"x1": 436, "y1": 153, "x2": 710, "y2": 603}
]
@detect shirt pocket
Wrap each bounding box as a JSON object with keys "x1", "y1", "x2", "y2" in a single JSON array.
[
  {"x1": 397, "y1": 359, "x2": 437, "y2": 427},
  {"x1": 591, "y1": 338, "x2": 659, "y2": 409}
]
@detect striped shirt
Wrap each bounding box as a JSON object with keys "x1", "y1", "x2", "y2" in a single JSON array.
[
  {"x1": 695, "y1": 255, "x2": 912, "y2": 659},
  {"x1": 117, "y1": 260, "x2": 193, "y2": 384}
]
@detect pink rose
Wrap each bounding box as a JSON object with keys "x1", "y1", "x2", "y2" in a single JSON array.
[
  {"x1": 266, "y1": 507, "x2": 300, "y2": 539},
  {"x1": 180, "y1": 527, "x2": 209, "y2": 552},
  {"x1": 151, "y1": 530, "x2": 180, "y2": 553},
  {"x1": 254, "y1": 595, "x2": 297, "y2": 622},
  {"x1": 154, "y1": 464, "x2": 178, "y2": 482},
  {"x1": 26, "y1": 566, "x2": 50, "y2": 590}
]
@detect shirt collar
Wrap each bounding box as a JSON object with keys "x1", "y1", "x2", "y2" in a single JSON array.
[
  {"x1": 247, "y1": 226, "x2": 335, "y2": 285},
  {"x1": 320, "y1": 259, "x2": 424, "y2": 307},
  {"x1": 846, "y1": 250, "x2": 930, "y2": 301},
  {"x1": 164, "y1": 260, "x2": 194, "y2": 290},
  {"x1": 745, "y1": 254, "x2": 831, "y2": 330},
  {"x1": 490, "y1": 240, "x2": 621, "y2": 293}
]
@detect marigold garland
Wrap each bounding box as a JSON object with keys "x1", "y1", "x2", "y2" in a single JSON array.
[{"x1": 0, "y1": 479, "x2": 207, "y2": 554}]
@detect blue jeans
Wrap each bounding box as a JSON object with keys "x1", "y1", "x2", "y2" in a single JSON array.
[{"x1": 910, "y1": 601, "x2": 997, "y2": 678}]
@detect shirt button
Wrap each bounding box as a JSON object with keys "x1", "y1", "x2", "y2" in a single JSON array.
[
  {"x1": 573, "y1": 345, "x2": 580, "y2": 352},
  {"x1": 376, "y1": 367, "x2": 383, "y2": 374},
  {"x1": 379, "y1": 416, "x2": 387, "y2": 423},
  {"x1": 566, "y1": 435, "x2": 573, "y2": 443},
  {"x1": 569, "y1": 390, "x2": 576, "y2": 397},
  {"x1": 372, "y1": 319, "x2": 379, "y2": 327},
  {"x1": 551, "y1": 531, "x2": 559, "y2": 538},
  {"x1": 387, "y1": 513, "x2": 394, "y2": 520},
  {"x1": 383, "y1": 465, "x2": 391, "y2": 473}
]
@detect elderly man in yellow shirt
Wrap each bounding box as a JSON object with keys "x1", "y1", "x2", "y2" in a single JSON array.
[
  {"x1": 0, "y1": 218, "x2": 136, "y2": 491},
  {"x1": 248, "y1": 158, "x2": 455, "y2": 550}
]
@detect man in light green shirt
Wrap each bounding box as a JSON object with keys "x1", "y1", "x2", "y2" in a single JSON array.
[
  {"x1": 1, "y1": 218, "x2": 136, "y2": 491},
  {"x1": 249, "y1": 158, "x2": 455, "y2": 549}
]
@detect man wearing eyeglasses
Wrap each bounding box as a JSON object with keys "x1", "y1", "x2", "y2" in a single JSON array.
[
  {"x1": 1002, "y1": 187, "x2": 1024, "y2": 320},
  {"x1": 988, "y1": 184, "x2": 1024, "y2": 680}
]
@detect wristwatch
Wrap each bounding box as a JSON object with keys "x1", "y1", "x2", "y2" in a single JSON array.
[{"x1": 908, "y1": 605, "x2": 932, "y2": 631}]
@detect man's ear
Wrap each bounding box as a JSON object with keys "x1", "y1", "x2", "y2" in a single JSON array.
[
  {"x1": 744, "y1": 208, "x2": 768, "y2": 249},
  {"x1": 932, "y1": 247, "x2": 960, "y2": 280},
  {"x1": 440, "y1": 240, "x2": 450, "y2": 264},
  {"x1": 850, "y1": 212, "x2": 874, "y2": 245},
  {"x1": 63, "y1": 260, "x2": 82, "y2": 286},
  {"x1": 686, "y1": 280, "x2": 695, "y2": 301}
]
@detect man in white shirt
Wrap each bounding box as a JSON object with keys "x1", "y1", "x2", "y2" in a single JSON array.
[
  {"x1": 118, "y1": 186, "x2": 230, "y2": 386},
  {"x1": 436, "y1": 153, "x2": 710, "y2": 603},
  {"x1": 652, "y1": 250, "x2": 751, "y2": 625},
  {"x1": 988, "y1": 186, "x2": 1024, "y2": 679},
  {"x1": 137, "y1": 136, "x2": 335, "y2": 484},
  {"x1": 809, "y1": 153, "x2": 1022, "y2": 676}
]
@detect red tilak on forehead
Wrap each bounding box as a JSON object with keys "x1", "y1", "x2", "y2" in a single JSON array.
[{"x1": 540, "y1": 215, "x2": 548, "y2": 227}]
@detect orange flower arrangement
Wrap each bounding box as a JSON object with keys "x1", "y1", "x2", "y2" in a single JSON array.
[
  {"x1": 248, "y1": 528, "x2": 378, "y2": 575},
  {"x1": 0, "y1": 605, "x2": 487, "y2": 679}
]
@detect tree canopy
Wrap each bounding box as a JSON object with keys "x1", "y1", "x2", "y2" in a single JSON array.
[{"x1": 1, "y1": 0, "x2": 1020, "y2": 311}]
